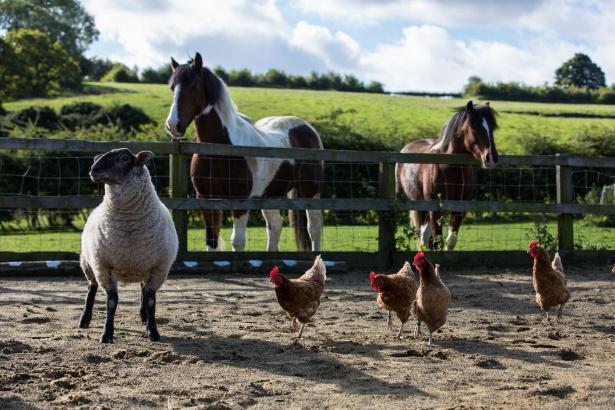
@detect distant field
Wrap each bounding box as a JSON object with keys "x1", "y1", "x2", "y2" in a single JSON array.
[
  {"x1": 1, "y1": 220, "x2": 611, "y2": 253},
  {"x1": 5, "y1": 82, "x2": 615, "y2": 154}
]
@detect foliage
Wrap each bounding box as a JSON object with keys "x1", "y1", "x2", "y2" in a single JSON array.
[
  {"x1": 0, "y1": 0, "x2": 98, "y2": 59},
  {"x1": 140, "y1": 64, "x2": 172, "y2": 84},
  {"x1": 90, "y1": 103, "x2": 153, "y2": 131},
  {"x1": 8, "y1": 106, "x2": 59, "y2": 130},
  {"x1": 142, "y1": 63, "x2": 385, "y2": 93},
  {"x1": 80, "y1": 57, "x2": 115, "y2": 80},
  {"x1": 555, "y1": 53, "x2": 606, "y2": 90},
  {"x1": 578, "y1": 186, "x2": 615, "y2": 227},
  {"x1": 2, "y1": 28, "x2": 81, "y2": 98},
  {"x1": 100, "y1": 64, "x2": 139, "y2": 83},
  {"x1": 525, "y1": 214, "x2": 558, "y2": 254},
  {"x1": 463, "y1": 76, "x2": 615, "y2": 104}
]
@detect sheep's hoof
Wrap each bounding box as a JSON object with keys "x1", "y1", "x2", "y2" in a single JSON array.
[
  {"x1": 100, "y1": 334, "x2": 114, "y2": 344},
  {"x1": 78, "y1": 321, "x2": 90, "y2": 329},
  {"x1": 148, "y1": 332, "x2": 160, "y2": 342}
]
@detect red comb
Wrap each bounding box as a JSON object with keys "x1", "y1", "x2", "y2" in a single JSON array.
[
  {"x1": 414, "y1": 251, "x2": 425, "y2": 262},
  {"x1": 269, "y1": 266, "x2": 279, "y2": 278},
  {"x1": 369, "y1": 271, "x2": 376, "y2": 282},
  {"x1": 528, "y1": 240, "x2": 539, "y2": 249}
]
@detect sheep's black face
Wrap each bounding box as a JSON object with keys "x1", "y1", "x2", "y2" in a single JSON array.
[{"x1": 90, "y1": 148, "x2": 153, "y2": 186}]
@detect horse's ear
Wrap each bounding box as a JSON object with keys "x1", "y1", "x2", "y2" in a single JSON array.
[
  {"x1": 171, "y1": 57, "x2": 179, "y2": 71},
  {"x1": 466, "y1": 100, "x2": 474, "y2": 112},
  {"x1": 193, "y1": 52, "x2": 203, "y2": 70}
]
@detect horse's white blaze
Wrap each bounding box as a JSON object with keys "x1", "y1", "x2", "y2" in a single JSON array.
[
  {"x1": 166, "y1": 84, "x2": 182, "y2": 138},
  {"x1": 420, "y1": 222, "x2": 432, "y2": 249},
  {"x1": 481, "y1": 117, "x2": 495, "y2": 167},
  {"x1": 231, "y1": 212, "x2": 249, "y2": 251},
  {"x1": 262, "y1": 209, "x2": 283, "y2": 251}
]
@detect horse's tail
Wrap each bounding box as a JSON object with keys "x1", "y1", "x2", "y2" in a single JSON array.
[{"x1": 288, "y1": 188, "x2": 311, "y2": 251}]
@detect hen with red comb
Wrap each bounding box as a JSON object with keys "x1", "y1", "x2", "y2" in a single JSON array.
[
  {"x1": 369, "y1": 262, "x2": 416, "y2": 338},
  {"x1": 269, "y1": 255, "x2": 326, "y2": 341}
]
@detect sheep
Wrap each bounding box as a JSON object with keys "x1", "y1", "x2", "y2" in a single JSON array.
[{"x1": 78, "y1": 148, "x2": 178, "y2": 343}]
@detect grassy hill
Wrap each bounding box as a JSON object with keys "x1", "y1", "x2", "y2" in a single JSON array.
[{"x1": 5, "y1": 82, "x2": 615, "y2": 155}]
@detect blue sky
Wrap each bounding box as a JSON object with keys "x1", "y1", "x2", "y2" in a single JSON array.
[{"x1": 83, "y1": 0, "x2": 615, "y2": 92}]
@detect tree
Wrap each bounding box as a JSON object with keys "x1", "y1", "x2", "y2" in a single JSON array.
[
  {"x1": 4, "y1": 28, "x2": 81, "y2": 97},
  {"x1": 0, "y1": 0, "x2": 99, "y2": 59},
  {"x1": 100, "y1": 64, "x2": 139, "y2": 83},
  {"x1": 555, "y1": 53, "x2": 606, "y2": 90}
]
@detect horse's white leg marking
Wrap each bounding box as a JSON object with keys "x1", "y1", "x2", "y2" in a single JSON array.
[
  {"x1": 420, "y1": 222, "x2": 432, "y2": 249},
  {"x1": 207, "y1": 236, "x2": 224, "y2": 252},
  {"x1": 445, "y1": 230, "x2": 457, "y2": 251},
  {"x1": 231, "y1": 213, "x2": 249, "y2": 251},
  {"x1": 165, "y1": 84, "x2": 181, "y2": 137},
  {"x1": 262, "y1": 209, "x2": 283, "y2": 251},
  {"x1": 306, "y1": 194, "x2": 323, "y2": 251}
]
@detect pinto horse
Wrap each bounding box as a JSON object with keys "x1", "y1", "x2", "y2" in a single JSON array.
[
  {"x1": 396, "y1": 101, "x2": 498, "y2": 251},
  {"x1": 165, "y1": 52, "x2": 323, "y2": 252}
]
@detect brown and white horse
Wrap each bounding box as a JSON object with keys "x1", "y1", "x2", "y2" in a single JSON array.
[
  {"x1": 165, "y1": 52, "x2": 323, "y2": 252},
  {"x1": 396, "y1": 101, "x2": 498, "y2": 250}
]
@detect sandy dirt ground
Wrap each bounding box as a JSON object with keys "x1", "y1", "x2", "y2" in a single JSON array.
[{"x1": 0, "y1": 266, "x2": 614, "y2": 409}]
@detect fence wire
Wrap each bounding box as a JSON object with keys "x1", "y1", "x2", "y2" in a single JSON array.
[{"x1": 1, "y1": 153, "x2": 615, "y2": 253}]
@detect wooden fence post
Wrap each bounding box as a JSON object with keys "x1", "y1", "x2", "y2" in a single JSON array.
[
  {"x1": 556, "y1": 154, "x2": 574, "y2": 253},
  {"x1": 378, "y1": 162, "x2": 396, "y2": 267},
  {"x1": 170, "y1": 144, "x2": 189, "y2": 258}
]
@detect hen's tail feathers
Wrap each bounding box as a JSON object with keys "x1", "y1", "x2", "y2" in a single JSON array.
[
  {"x1": 552, "y1": 252, "x2": 565, "y2": 274},
  {"x1": 312, "y1": 254, "x2": 326, "y2": 280}
]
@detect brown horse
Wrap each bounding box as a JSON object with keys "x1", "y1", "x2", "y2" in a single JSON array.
[
  {"x1": 396, "y1": 101, "x2": 498, "y2": 250},
  {"x1": 165, "y1": 52, "x2": 323, "y2": 252}
]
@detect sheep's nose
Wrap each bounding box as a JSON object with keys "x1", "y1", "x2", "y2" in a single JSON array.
[{"x1": 91, "y1": 164, "x2": 101, "y2": 173}]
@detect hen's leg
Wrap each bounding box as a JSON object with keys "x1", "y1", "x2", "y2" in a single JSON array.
[
  {"x1": 395, "y1": 322, "x2": 405, "y2": 339},
  {"x1": 291, "y1": 322, "x2": 306, "y2": 342},
  {"x1": 386, "y1": 310, "x2": 393, "y2": 331},
  {"x1": 545, "y1": 310, "x2": 552, "y2": 324},
  {"x1": 557, "y1": 305, "x2": 564, "y2": 320},
  {"x1": 428, "y1": 331, "x2": 433, "y2": 346},
  {"x1": 414, "y1": 320, "x2": 422, "y2": 338}
]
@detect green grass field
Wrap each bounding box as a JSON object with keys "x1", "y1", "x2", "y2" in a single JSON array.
[
  {"x1": 1, "y1": 220, "x2": 612, "y2": 254},
  {"x1": 5, "y1": 82, "x2": 615, "y2": 154}
]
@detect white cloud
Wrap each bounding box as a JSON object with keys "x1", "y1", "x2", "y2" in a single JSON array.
[
  {"x1": 290, "y1": 22, "x2": 360, "y2": 71},
  {"x1": 83, "y1": 0, "x2": 289, "y2": 68},
  {"x1": 359, "y1": 25, "x2": 582, "y2": 92},
  {"x1": 291, "y1": 0, "x2": 541, "y2": 27}
]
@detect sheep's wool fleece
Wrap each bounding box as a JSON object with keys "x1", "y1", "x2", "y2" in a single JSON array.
[{"x1": 81, "y1": 166, "x2": 178, "y2": 290}]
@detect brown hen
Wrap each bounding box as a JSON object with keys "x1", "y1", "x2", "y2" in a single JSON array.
[
  {"x1": 527, "y1": 241, "x2": 571, "y2": 324},
  {"x1": 411, "y1": 252, "x2": 451, "y2": 346},
  {"x1": 269, "y1": 255, "x2": 326, "y2": 340},
  {"x1": 370, "y1": 262, "x2": 417, "y2": 338}
]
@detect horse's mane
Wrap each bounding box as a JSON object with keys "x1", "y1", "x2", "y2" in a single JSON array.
[
  {"x1": 431, "y1": 104, "x2": 498, "y2": 152},
  {"x1": 168, "y1": 62, "x2": 238, "y2": 127}
]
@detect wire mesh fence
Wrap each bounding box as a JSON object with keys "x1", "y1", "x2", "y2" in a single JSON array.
[{"x1": 1, "y1": 140, "x2": 615, "y2": 260}]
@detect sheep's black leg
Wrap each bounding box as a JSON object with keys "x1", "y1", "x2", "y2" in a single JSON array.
[
  {"x1": 100, "y1": 287, "x2": 118, "y2": 343},
  {"x1": 78, "y1": 282, "x2": 98, "y2": 329},
  {"x1": 139, "y1": 283, "x2": 147, "y2": 324},
  {"x1": 145, "y1": 289, "x2": 160, "y2": 342}
]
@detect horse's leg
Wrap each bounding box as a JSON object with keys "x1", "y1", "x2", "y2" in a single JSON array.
[
  {"x1": 446, "y1": 212, "x2": 464, "y2": 251},
  {"x1": 231, "y1": 210, "x2": 249, "y2": 251},
  {"x1": 262, "y1": 209, "x2": 283, "y2": 251},
  {"x1": 306, "y1": 194, "x2": 323, "y2": 251},
  {"x1": 201, "y1": 209, "x2": 222, "y2": 251},
  {"x1": 411, "y1": 210, "x2": 431, "y2": 250}
]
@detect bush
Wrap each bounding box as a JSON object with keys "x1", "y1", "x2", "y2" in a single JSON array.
[
  {"x1": 140, "y1": 65, "x2": 172, "y2": 84},
  {"x1": 9, "y1": 106, "x2": 59, "y2": 130},
  {"x1": 90, "y1": 104, "x2": 153, "y2": 131},
  {"x1": 101, "y1": 64, "x2": 139, "y2": 83},
  {"x1": 60, "y1": 102, "x2": 103, "y2": 117}
]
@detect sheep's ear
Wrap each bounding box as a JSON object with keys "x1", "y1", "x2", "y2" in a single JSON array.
[{"x1": 135, "y1": 151, "x2": 154, "y2": 167}]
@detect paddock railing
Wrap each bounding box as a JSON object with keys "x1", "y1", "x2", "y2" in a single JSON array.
[{"x1": 1, "y1": 137, "x2": 615, "y2": 269}]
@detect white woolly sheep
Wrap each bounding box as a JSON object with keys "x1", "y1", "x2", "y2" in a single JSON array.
[{"x1": 78, "y1": 148, "x2": 178, "y2": 343}]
